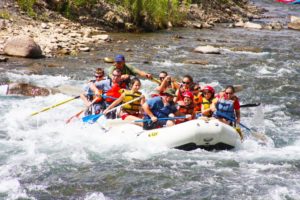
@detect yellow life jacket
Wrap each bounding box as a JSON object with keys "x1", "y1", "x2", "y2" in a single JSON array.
[
  {"x1": 122, "y1": 90, "x2": 142, "y2": 112},
  {"x1": 202, "y1": 97, "x2": 216, "y2": 110}
]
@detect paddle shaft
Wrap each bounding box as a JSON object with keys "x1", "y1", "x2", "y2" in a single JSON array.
[
  {"x1": 31, "y1": 96, "x2": 80, "y2": 116},
  {"x1": 82, "y1": 96, "x2": 143, "y2": 123},
  {"x1": 135, "y1": 116, "x2": 187, "y2": 123},
  {"x1": 240, "y1": 103, "x2": 261, "y2": 108},
  {"x1": 151, "y1": 77, "x2": 161, "y2": 84},
  {"x1": 66, "y1": 97, "x2": 99, "y2": 124},
  {"x1": 107, "y1": 95, "x2": 143, "y2": 114},
  {"x1": 215, "y1": 112, "x2": 251, "y2": 132}
]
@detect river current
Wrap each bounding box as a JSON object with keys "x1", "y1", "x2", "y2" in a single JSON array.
[{"x1": 0, "y1": 0, "x2": 300, "y2": 199}]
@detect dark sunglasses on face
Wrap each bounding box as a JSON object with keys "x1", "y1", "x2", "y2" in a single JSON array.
[
  {"x1": 225, "y1": 92, "x2": 233, "y2": 95},
  {"x1": 112, "y1": 74, "x2": 121, "y2": 77},
  {"x1": 194, "y1": 88, "x2": 200, "y2": 91},
  {"x1": 159, "y1": 76, "x2": 166, "y2": 80},
  {"x1": 182, "y1": 81, "x2": 190, "y2": 84},
  {"x1": 95, "y1": 74, "x2": 103, "y2": 78}
]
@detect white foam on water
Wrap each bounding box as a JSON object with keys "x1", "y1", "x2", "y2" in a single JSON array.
[
  {"x1": 84, "y1": 192, "x2": 111, "y2": 200},
  {"x1": 222, "y1": 48, "x2": 270, "y2": 56},
  {"x1": 152, "y1": 60, "x2": 184, "y2": 68},
  {"x1": 0, "y1": 178, "x2": 30, "y2": 200},
  {"x1": 6, "y1": 72, "x2": 72, "y2": 88},
  {"x1": 266, "y1": 186, "x2": 300, "y2": 200},
  {"x1": 1, "y1": 69, "x2": 299, "y2": 198}
]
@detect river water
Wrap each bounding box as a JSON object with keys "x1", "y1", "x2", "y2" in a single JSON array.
[{"x1": 1, "y1": 0, "x2": 300, "y2": 199}]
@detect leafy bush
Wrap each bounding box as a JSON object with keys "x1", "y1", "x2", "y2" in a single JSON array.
[
  {"x1": 118, "y1": 0, "x2": 191, "y2": 29},
  {"x1": 17, "y1": 0, "x2": 37, "y2": 17}
]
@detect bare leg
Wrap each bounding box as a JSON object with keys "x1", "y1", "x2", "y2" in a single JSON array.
[{"x1": 124, "y1": 115, "x2": 143, "y2": 126}]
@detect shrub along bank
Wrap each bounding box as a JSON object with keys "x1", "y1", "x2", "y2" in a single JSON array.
[{"x1": 15, "y1": 0, "x2": 259, "y2": 31}]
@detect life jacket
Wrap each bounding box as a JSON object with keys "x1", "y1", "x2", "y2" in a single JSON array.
[
  {"x1": 176, "y1": 101, "x2": 194, "y2": 124},
  {"x1": 105, "y1": 83, "x2": 122, "y2": 103},
  {"x1": 201, "y1": 97, "x2": 216, "y2": 117},
  {"x1": 177, "y1": 101, "x2": 194, "y2": 115},
  {"x1": 121, "y1": 90, "x2": 142, "y2": 112},
  {"x1": 119, "y1": 80, "x2": 128, "y2": 89},
  {"x1": 193, "y1": 93, "x2": 202, "y2": 112},
  {"x1": 215, "y1": 98, "x2": 235, "y2": 119},
  {"x1": 202, "y1": 97, "x2": 216, "y2": 110}
]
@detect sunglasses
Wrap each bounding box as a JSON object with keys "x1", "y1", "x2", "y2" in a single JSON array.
[
  {"x1": 194, "y1": 88, "x2": 200, "y2": 91},
  {"x1": 112, "y1": 74, "x2": 121, "y2": 77},
  {"x1": 95, "y1": 74, "x2": 103, "y2": 78},
  {"x1": 182, "y1": 81, "x2": 190, "y2": 84},
  {"x1": 159, "y1": 76, "x2": 166, "y2": 80},
  {"x1": 225, "y1": 92, "x2": 233, "y2": 95}
]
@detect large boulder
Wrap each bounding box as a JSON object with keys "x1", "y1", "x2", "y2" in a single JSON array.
[
  {"x1": 7, "y1": 83, "x2": 55, "y2": 96},
  {"x1": 288, "y1": 20, "x2": 300, "y2": 30},
  {"x1": 194, "y1": 45, "x2": 220, "y2": 54},
  {"x1": 244, "y1": 22, "x2": 263, "y2": 29},
  {"x1": 290, "y1": 15, "x2": 300, "y2": 23},
  {"x1": 4, "y1": 36, "x2": 43, "y2": 58}
]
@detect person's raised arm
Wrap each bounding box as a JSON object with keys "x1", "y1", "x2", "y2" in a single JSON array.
[
  {"x1": 155, "y1": 75, "x2": 171, "y2": 93},
  {"x1": 103, "y1": 93, "x2": 125, "y2": 115}
]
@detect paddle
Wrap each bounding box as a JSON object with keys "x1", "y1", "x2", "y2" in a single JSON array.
[
  {"x1": 240, "y1": 103, "x2": 261, "y2": 108},
  {"x1": 150, "y1": 77, "x2": 161, "y2": 84},
  {"x1": 135, "y1": 116, "x2": 187, "y2": 123},
  {"x1": 215, "y1": 112, "x2": 267, "y2": 142},
  {"x1": 104, "y1": 116, "x2": 188, "y2": 127},
  {"x1": 82, "y1": 96, "x2": 143, "y2": 123},
  {"x1": 65, "y1": 94, "x2": 118, "y2": 123},
  {"x1": 30, "y1": 96, "x2": 80, "y2": 116}
]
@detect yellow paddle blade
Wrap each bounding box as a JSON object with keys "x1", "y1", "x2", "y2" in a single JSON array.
[{"x1": 30, "y1": 96, "x2": 79, "y2": 116}]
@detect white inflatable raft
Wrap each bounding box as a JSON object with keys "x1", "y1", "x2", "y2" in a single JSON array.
[{"x1": 104, "y1": 118, "x2": 242, "y2": 151}]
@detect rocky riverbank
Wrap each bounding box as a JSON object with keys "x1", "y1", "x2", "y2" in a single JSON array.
[{"x1": 0, "y1": 0, "x2": 298, "y2": 59}]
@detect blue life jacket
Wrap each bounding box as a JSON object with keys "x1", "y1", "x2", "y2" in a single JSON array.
[{"x1": 215, "y1": 98, "x2": 235, "y2": 119}]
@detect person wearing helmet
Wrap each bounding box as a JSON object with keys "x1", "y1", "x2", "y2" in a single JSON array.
[
  {"x1": 201, "y1": 85, "x2": 216, "y2": 117},
  {"x1": 108, "y1": 54, "x2": 152, "y2": 87},
  {"x1": 174, "y1": 75, "x2": 194, "y2": 103},
  {"x1": 175, "y1": 91, "x2": 195, "y2": 124}
]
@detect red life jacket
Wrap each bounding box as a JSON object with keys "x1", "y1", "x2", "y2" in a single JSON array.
[
  {"x1": 177, "y1": 101, "x2": 194, "y2": 115},
  {"x1": 176, "y1": 101, "x2": 194, "y2": 124},
  {"x1": 105, "y1": 83, "x2": 122, "y2": 103}
]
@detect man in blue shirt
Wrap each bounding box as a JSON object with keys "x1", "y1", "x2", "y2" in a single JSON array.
[{"x1": 142, "y1": 88, "x2": 177, "y2": 130}]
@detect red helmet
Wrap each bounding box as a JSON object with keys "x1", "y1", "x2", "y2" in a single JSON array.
[
  {"x1": 202, "y1": 85, "x2": 215, "y2": 94},
  {"x1": 182, "y1": 91, "x2": 194, "y2": 99}
]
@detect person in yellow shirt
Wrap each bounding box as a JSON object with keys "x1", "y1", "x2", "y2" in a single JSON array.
[{"x1": 201, "y1": 85, "x2": 216, "y2": 117}]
